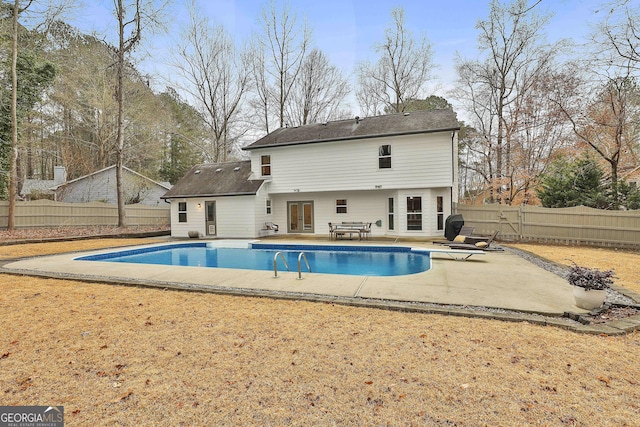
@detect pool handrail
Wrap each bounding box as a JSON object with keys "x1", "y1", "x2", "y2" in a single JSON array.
[
  {"x1": 297, "y1": 252, "x2": 311, "y2": 279},
  {"x1": 273, "y1": 251, "x2": 290, "y2": 278}
]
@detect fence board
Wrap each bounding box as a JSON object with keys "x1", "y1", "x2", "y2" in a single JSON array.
[
  {"x1": 455, "y1": 204, "x2": 640, "y2": 248},
  {"x1": 0, "y1": 200, "x2": 170, "y2": 229}
]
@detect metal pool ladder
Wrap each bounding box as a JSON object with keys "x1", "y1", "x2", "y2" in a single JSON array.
[
  {"x1": 273, "y1": 251, "x2": 312, "y2": 279},
  {"x1": 297, "y1": 252, "x2": 311, "y2": 279},
  {"x1": 273, "y1": 252, "x2": 290, "y2": 277}
]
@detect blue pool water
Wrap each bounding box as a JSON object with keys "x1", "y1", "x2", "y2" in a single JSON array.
[{"x1": 77, "y1": 243, "x2": 431, "y2": 276}]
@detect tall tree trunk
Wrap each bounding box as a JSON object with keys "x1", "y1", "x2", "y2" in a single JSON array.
[
  {"x1": 8, "y1": 0, "x2": 20, "y2": 229},
  {"x1": 115, "y1": 0, "x2": 126, "y2": 227}
]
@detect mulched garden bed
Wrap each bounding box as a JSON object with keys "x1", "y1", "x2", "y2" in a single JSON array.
[
  {"x1": 578, "y1": 304, "x2": 640, "y2": 325},
  {"x1": 0, "y1": 226, "x2": 170, "y2": 245}
]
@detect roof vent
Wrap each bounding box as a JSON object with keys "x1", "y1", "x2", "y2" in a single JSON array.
[
  {"x1": 194, "y1": 170, "x2": 201, "y2": 174},
  {"x1": 215, "y1": 168, "x2": 222, "y2": 173},
  {"x1": 404, "y1": 112, "x2": 410, "y2": 116},
  {"x1": 233, "y1": 167, "x2": 241, "y2": 171}
]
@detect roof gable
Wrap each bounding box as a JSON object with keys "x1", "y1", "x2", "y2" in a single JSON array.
[
  {"x1": 54, "y1": 165, "x2": 171, "y2": 190},
  {"x1": 243, "y1": 109, "x2": 460, "y2": 150},
  {"x1": 161, "y1": 161, "x2": 263, "y2": 199}
]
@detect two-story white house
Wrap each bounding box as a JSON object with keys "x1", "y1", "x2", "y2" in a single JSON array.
[{"x1": 161, "y1": 109, "x2": 460, "y2": 239}]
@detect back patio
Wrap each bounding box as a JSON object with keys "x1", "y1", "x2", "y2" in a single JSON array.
[{"x1": 2, "y1": 237, "x2": 588, "y2": 320}]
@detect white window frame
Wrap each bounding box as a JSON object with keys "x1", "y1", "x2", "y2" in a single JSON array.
[
  {"x1": 406, "y1": 196, "x2": 422, "y2": 231},
  {"x1": 178, "y1": 201, "x2": 187, "y2": 223},
  {"x1": 436, "y1": 196, "x2": 444, "y2": 231},
  {"x1": 336, "y1": 199, "x2": 347, "y2": 214},
  {"x1": 261, "y1": 155, "x2": 271, "y2": 176},
  {"x1": 379, "y1": 144, "x2": 391, "y2": 169}
]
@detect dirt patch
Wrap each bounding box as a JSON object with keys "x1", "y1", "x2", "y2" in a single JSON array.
[
  {"x1": 0, "y1": 225, "x2": 169, "y2": 245},
  {"x1": 584, "y1": 305, "x2": 640, "y2": 324}
]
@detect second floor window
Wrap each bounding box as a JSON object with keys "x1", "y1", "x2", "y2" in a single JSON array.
[
  {"x1": 261, "y1": 155, "x2": 271, "y2": 176},
  {"x1": 379, "y1": 145, "x2": 391, "y2": 169},
  {"x1": 336, "y1": 199, "x2": 347, "y2": 214}
]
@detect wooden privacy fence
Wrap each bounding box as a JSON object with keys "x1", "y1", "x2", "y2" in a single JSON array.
[
  {"x1": 0, "y1": 200, "x2": 170, "y2": 229},
  {"x1": 455, "y1": 204, "x2": 640, "y2": 248}
]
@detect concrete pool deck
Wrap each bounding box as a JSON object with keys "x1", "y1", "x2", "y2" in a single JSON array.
[{"x1": 1, "y1": 238, "x2": 589, "y2": 320}]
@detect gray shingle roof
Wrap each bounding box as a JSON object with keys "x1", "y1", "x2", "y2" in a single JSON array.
[
  {"x1": 161, "y1": 161, "x2": 263, "y2": 199},
  {"x1": 243, "y1": 109, "x2": 460, "y2": 150}
]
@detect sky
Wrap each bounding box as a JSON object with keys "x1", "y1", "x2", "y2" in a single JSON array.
[{"x1": 73, "y1": 0, "x2": 622, "y2": 115}]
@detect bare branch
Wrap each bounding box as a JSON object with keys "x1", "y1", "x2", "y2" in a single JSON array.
[{"x1": 356, "y1": 7, "x2": 433, "y2": 115}]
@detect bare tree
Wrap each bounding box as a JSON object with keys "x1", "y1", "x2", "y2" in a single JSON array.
[
  {"x1": 549, "y1": 63, "x2": 639, "y2": 204},
  {"x1": 7, "y1": 0, "x2": 21, "y2": 229},
  {"x1": 356, "y1": 7, "x2": 434, "y2": 116},
  {"x1": 247, "y1": 39, "x2": 273, "y2": 134},
  {"x1": 453, "y1": 0, "x2": 555, "y2": 204},
  {"x1": 547, "y1": 2, "x2": 640, "y2": 206},
  {"x1": 284, "y1": 48, "x2": 349, "y2": 126},
  {"x1": 254, "y1": 0, "x2": 310, "y2": 131},
  {"x1": 598, "y1": 0, "x2": 640, "y2": 71},
  {"x1": 502, "y1": 64, "x2": 573, "y2": 204},
  {"x1": 454, "y1": 61, "x2": 499, "y2": 202},
  {"x1": 170, "y1": 2, "x2": 250, "y2": 162},
  {"x1": 112, "y1": 0, "x2": 167, "y2": 226}
]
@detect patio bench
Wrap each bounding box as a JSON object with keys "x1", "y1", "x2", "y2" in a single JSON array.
[{"x1": 329, "y1": 222, "x2": 371, "y2": 240}]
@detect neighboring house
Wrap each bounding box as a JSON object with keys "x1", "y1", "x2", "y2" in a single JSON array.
[
  {"x1": 20, "y1": 166, "x2": 67, "y2": 200},
  {"x1": 54, "y1": 165, "x2": 171, "y2": 206},
  {"x1": 162, "y1": 109, "x2": 460, "y2": 239}
]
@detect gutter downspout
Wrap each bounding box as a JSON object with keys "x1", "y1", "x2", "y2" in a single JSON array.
[{"x1": 451, "y1": 130, "x2": 457, "y2": 216}]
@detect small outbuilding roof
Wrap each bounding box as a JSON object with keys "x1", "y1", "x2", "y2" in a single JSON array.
[
  {"x1": 243, "y1": 109, "x2": 460, "y2": 150},
  {"x1": 161, "y1": 161, "x2": 263, "y2": 199},
  {"x1": 52, "y1": 165, "x2": 171, "y2": 191}
]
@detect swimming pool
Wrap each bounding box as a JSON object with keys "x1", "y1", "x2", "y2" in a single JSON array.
[{"x1": 77, "y1": 242, "x2": 431, "y2": 276}]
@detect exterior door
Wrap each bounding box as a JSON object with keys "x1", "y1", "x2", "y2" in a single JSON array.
[
  {"x1": 287, "y1": 201, "x2": 314, "y2": 233},
  {"x1": 205, "y1": 201, "x2": 216, "y2": 236}
]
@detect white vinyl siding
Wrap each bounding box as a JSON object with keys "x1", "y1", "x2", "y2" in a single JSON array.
[
  {"x1": 250, "y1": 133, "x2": 452, "y2": 194},
  {"x1": 265, "y1": 189, "x2": 448, "y2": 238},
  {"x1": 216, "y1": 196, "x2": 258, "y2": 238},
  {"x1": 169, "y1": 196, "x2": 257, "y2": 238},
  {"x1": 253, "y1": 184, "x2": 271, "y2": 236}
]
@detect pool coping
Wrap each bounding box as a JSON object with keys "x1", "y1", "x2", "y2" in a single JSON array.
[{"x1": 2, "y1": 239, "x2": 639, "y2": 335}]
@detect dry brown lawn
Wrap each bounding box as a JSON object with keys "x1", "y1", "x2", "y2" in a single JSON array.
[
  {"x1": 509, "y1": 243, "x2": 640, "y2": 295},
  {"x1": 1, "y1": 239, "x2": 639, "y2": 426}
]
